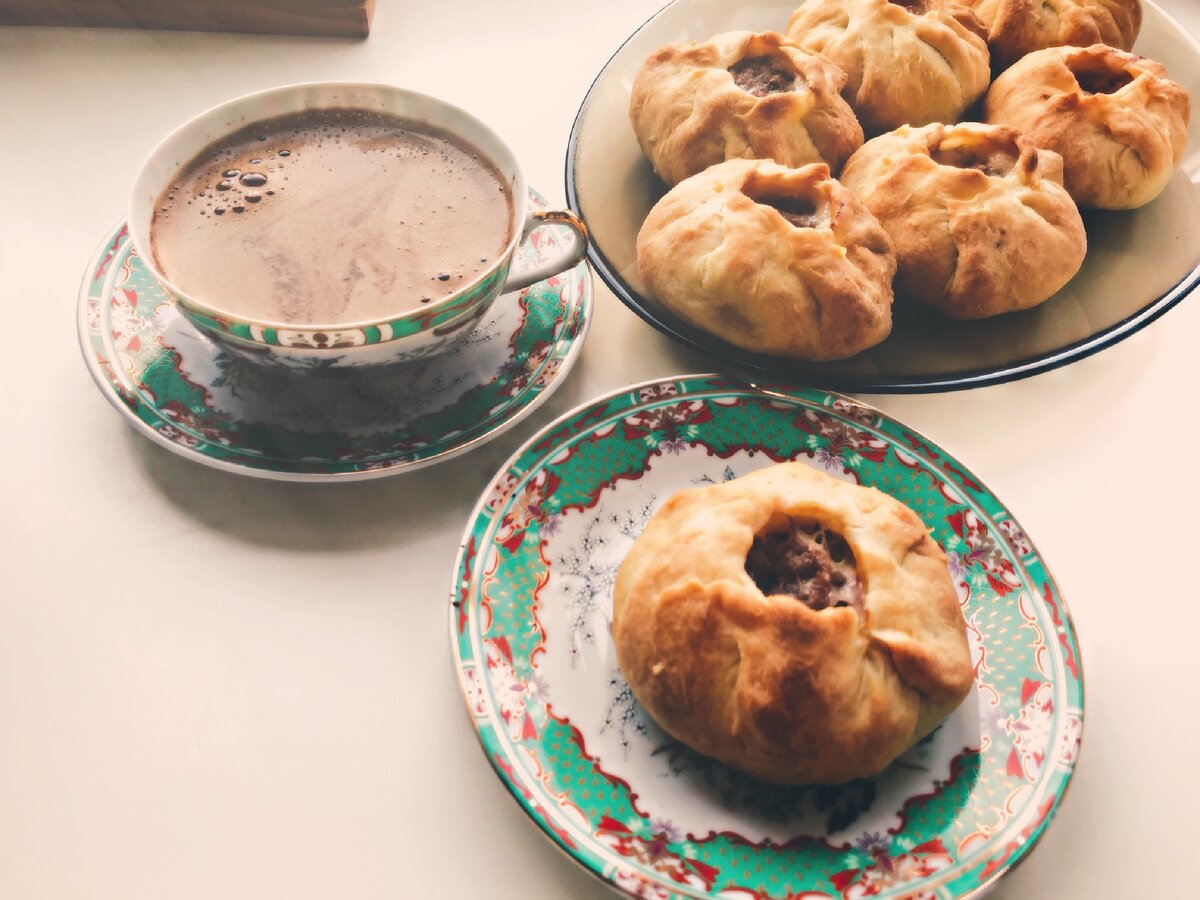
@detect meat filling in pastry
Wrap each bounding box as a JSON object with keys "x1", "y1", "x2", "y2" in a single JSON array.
[
  {"x1": 759, "y1": 194, "x2": 831, "y2": 229},
  {"x1": 629, "y1": 30, "x2": 865, "y2": 186},
  {"x1": 745, "y1": 518, "x2": 864, "y2": 613},
  {"x1": 984, "y1": 44, "x2": 1190, "y2": 209},
  {"x1": 729, "y1": 56, "x2": 803, "y2": 96},
  {"x1": 928, "y1": 139, "x2": 1019, "y2": 174}
]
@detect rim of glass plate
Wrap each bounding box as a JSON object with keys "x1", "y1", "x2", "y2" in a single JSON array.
[
  {"x1": 563, "y1": 0, "x2": 1200, "y2": 393},
  {"x1": 447, "y1": 372, "x2": 1085, "y2": 899}
]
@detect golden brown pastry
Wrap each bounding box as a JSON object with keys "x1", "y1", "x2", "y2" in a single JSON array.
[
  {"x1": 839, "y1": 122, "x2": 1087, "y2": 318},
  {"x1": 612, "y1": 461, "x2": 973, "y2": 786},
  {"x1": 629, "y1": 30, "x2": 865, "y2": 186},
  {"x1": 636, "y1": 158, "x2": 895, "y2": 360},
  {"x1": 985, "y1": 44, "x2": 1190, "y2": 209},
  {"x1": 963, "y1": 0, "x2": 1141, "y2": 70},
  {"x1": 785, "y1": 0, "x2": 991, "y2": 135}
]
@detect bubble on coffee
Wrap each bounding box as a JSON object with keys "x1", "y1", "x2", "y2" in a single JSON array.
[{"x1": 151, "y1": 108, "x2": 514, "y2": 326}]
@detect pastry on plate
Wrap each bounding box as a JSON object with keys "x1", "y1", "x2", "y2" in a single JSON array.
[
  {"x1": 962, "y1": 0, "x2": 1141, "y2": 70},
  {"x1": 636, "y1": 157, "x2": 895, "y2": 360},
  {"x1": 785, "y1": 0, "x2": 991, "y2": 135},
  {"x1": 985, "y1": 44, "x2": 1190, "y2": 209},
  {"x1": 839, "y1": 122, "x2": 1087, "y2": 318},
  {"x1": 629, "y1": 30, "x2": 865, "y2": 186},
  {"x1": 611, "y1": 461, "x2": 974, "y2": 785}
]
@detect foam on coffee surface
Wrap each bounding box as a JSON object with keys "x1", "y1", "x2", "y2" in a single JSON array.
[{"x1": 151, "y1": 108, "x2": 514, "y2": 326}]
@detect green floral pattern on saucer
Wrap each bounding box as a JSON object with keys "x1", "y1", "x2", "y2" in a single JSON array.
[
  {"x1": 451, "y1": 376, "x2": 1083, "y2": 899},
  {"x1": 78, "y1": 189, "x2": 592, "y2": 481}
]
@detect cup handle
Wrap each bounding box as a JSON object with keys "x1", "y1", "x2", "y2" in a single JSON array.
[{"x1": 501, "y1": 209, "x2": 589, "y2": 294}]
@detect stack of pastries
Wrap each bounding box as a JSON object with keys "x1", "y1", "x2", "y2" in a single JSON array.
[{"x1": 630, "y1": 0, "x2": 1190, "y2": 361}]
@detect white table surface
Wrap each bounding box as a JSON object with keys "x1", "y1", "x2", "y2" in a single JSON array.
[{"x1": 1, "y1": 2, "x2": 1198, "y2": 897}]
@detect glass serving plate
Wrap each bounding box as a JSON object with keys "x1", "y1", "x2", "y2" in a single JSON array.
[{"x1": 566, "y1": 0, "x2": 1200, "y2": 391}]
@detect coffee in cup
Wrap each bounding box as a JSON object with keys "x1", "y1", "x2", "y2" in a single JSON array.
[
  {"x1": 127, "y1": 82, "x2": 589, "y2": 370},
  {"x1": 150, "y1": 109, "x2": 516, "y2": 327}
]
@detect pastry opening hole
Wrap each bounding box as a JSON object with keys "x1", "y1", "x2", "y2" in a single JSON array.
[
  {"x1": 1069, "y1": 57, "x2": 1135, "y2": 95},
  {"x1": 745, "y1": 190, "x2": 831, "y2": 229},
  {"x1": 745, "y1": 516, "x2": 863, "y2": 613},
  {"x1": 930, "y1": 136, "x2": 1020, "y2": 177},
  {"x1": 889, "y1": 0, "x2": 930, "y2": 13},
  {"x1": 729, "y1": 55, "x2": 803, "y2": 97}
]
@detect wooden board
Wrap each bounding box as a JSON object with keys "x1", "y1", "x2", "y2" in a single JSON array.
[{"x1": 0, "y1": 0, "x2": 374, "y2": 38}]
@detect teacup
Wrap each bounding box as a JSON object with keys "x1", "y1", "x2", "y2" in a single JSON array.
[{"x1": 128, "y1": 82, "x2": 588, "y2": 370}]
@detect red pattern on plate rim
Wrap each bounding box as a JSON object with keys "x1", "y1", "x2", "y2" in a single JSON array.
[{"x1": 91, "y1": 223, "x2": 128, "y2": 283}]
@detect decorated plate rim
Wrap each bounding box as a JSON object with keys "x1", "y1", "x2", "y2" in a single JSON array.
[
  {"x1": 448, "y1": 373, "x2": 1085, "y2": 899},
  {"x1": 563, "y1": 0, "x2": 1200, "y2": 394},
  {"x1": 76, "y1": 199, "x2": 594, "y2": 483}
]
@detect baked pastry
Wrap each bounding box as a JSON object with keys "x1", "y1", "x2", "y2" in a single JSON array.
[
  {"x1": 962, "y1": 0, "x2": 1141, "y2": 70},
  {"x1": 629, "y1": 30, "x2": 865, "y2": 186},
  {"x1": 636, "y1": 158, "x2": 895, "y2": 360},
  {"x1": 839, "y1": 122, "x2": 1087, "y2": 318},
  {"x1": 611, "y1": 461, "x2": 973, "y2": 785},
  {"x1": 985, "y1": 44, "x2": 1190, "y2": 209},
  {"x1": 785, "y1": 0, "x2": 991, "y2": 135}
]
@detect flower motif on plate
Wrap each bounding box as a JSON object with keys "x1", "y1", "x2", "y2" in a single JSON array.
[
  {"x1": 1058, "y1": 712, "x2": 1082, "y2": 769},
  {"x1": 493, "y1": 469, "x2": 561, "y2": 552},
  {"x1": 831, "y1": 836, "x2": 953, "y2": 899},
  {"x1": 946, "y1": 509, "x2": 1021, "y2": 598},
  {"x1": 622, "y1": 399, "x2": 712, "y2": 453},
  {"x1": 157, "y1": 400, "x2": 235, "y2": 449},
  {"x1": 486, "y1": 636, "x2": 548, "y2": 742},
  {"x1": 85, "y1": 296, "x2": 102, "y2": 333},
  {"x1": 829, "y1": 397, "x2": 881, "y2": 428},
  {"x1": 598, "y1": 816, "x2": 720, "y2": 892},
  {"x1": 637, "y1": 382, "x2": 679, "y2": 403},
  {"x1": 110, "y1": 288, "x2": 144, "y2": 353},
  {"x1": 460, "y1": 663, "x2": 489, "y2": 719},
  {"x1": 609, "y1": 863, "x2": 679, "y2": 900},
  {"x1": 794, "y1": 408, "x2": 888, "y2": 473},
  {"x1": 551, "y1": 499, "x2": 654, "y2": 663},
  {"x1": 997, "y1": 518, "x2": 1033, "y2": 558},
  {"x1": 500, "y1": 340, "x2": 553, "y2": 398},
  {"x1": 1002, "y1": 678, "x2": 1054, "y2": 781}
]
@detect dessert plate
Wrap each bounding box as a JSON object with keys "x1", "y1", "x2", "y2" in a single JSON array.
[
  {"x1": 78, "y1": 190, "x2": 592, "y2": 481},
  {"x1": 451, "y1": 375, "x2": 1083, "y2": 898},
  {"x1": 566, "y1": 0, "x2": 1200, "y2": 392}
]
